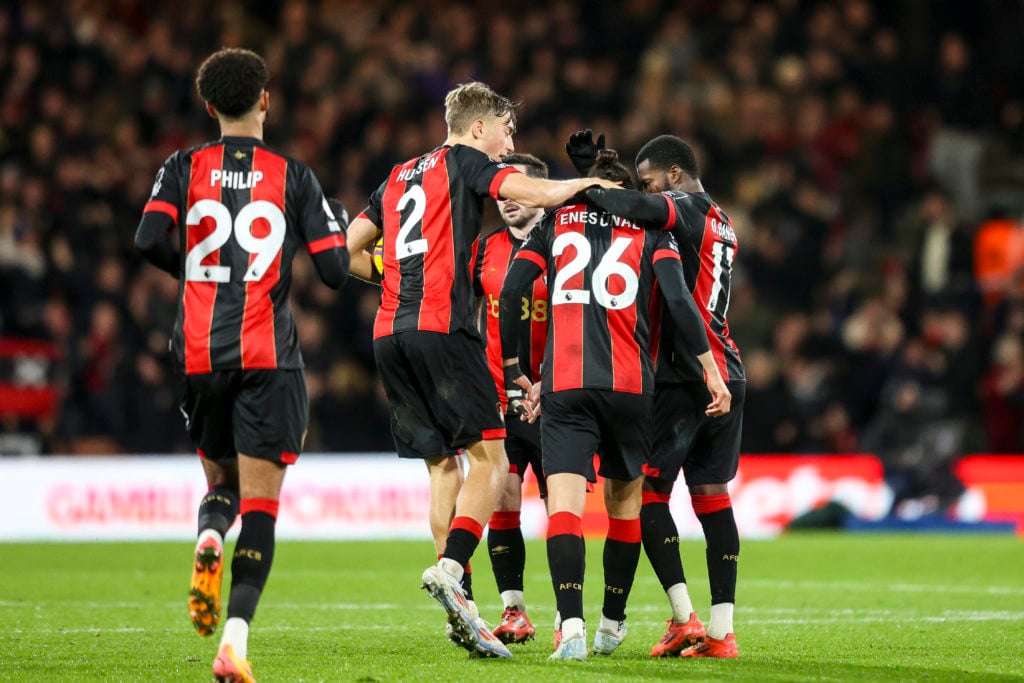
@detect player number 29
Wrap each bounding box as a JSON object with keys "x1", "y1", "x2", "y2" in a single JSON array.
[
  {"x1": 185, "y1": 199, "x2": 285, "y2": 282},
  {"x1": 551, "y1": 234, "x2": 638, "y2": 310}
]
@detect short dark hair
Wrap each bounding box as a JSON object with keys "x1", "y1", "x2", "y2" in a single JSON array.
[
  {"x1": 501, "y1": 153, "x2": 548, "y2": 179},
  {"x1": 636, "y1": 135, "x2": 699, "y2": 178},
  {"x1": 196, "y1": 48, "x2": 269, "y2": 118},
  {"x1": 588, "y1": 149, "x2": 636, "y2": 190}
]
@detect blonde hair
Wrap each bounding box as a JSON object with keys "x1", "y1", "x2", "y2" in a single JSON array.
[{"x1": 444, "y1": 81, "x2": 517, "y2": 135}]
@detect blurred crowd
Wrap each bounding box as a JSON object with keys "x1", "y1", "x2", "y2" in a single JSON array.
[{"x1": 2, "y1": 0, "x2": 1024, "y2": 506}]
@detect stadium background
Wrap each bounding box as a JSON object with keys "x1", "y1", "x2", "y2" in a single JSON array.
[{"x1": 1, "y1": 0, "x2": 1024, "y2": 531}]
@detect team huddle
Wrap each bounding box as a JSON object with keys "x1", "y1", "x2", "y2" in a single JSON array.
[{"x1": 135, "y1": 48, "x2": 746, "y2": 682}]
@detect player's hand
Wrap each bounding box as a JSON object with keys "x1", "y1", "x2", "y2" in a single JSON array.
[
  {"x1": 516, "y1": 381, "x2": 542, "y2": 423},
  {"x1": 705, "y1": 373, "x2": 732, "y2": 417},
  {"x1": 585, "y1": 177, "x2": 625, "y2": 191},
  {"x1": 566, "y1": 129, "x2": 605, "y2": 176},
  {"x1": 503, "y1": 364, "x2": 533, "y2": 419}
]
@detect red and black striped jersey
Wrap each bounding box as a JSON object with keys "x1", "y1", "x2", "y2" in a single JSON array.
[
  {"x1": 514, "y1": 203, "x2": 682, "y2": 395},
  {"x1": 471, "y1": 227, "x2": 548, "y2": 411},
  {"x1": 142, "y1": 136, "x2": 345, "y2": 375},
  {"x1": 359, "y1": 145, "x2": 519, "y2": 340},
  {"x1": 654, "y1": 190, "x2": 744, "y2": 383}
]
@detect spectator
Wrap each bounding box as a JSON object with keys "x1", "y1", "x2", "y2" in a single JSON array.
[{"x1": 0, "y1": 1, "x2": 1020, "y2": 469}]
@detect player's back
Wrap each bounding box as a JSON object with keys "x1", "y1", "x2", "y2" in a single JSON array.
[
  {"x1": 368, "y1": 145, "x2": 518, "y2": 340},
  {"x1": 156, "y1": 136, "x2": 328, "y2": 374},
  {"x1": 519, "y1": 202, "x2": 673, "y2": 396},
  {"x1": 660, "y1": 190, "x2": 744, "y2": 383}
]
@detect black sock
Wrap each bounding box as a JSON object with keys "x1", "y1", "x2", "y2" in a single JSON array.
[
  {"x1": 602, "y1": 517, "x2": 641, "y2": 622},
  {"x1": 640, "y1": 499, "x2": 686, "y2": 590},
  {"x1": 693, "y1": 495, "x2": 739, "y2": 605},
  {"x1": 197, "y1": 486, "x2": 239, "y2": 538},
  {"x1": 442, "y1": 516, "x2": 483, "y2": 569},
  {"x1": 547, "y1": 511, "x2": 585, "y2": 622},
  {"x1": 227, "y1": 507, "x2": 276, "y2": 623},
  {"x1": 488, "y1": 523, "x2": 526, "y2": 595}
]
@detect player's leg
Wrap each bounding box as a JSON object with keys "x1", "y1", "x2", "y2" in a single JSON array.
[
  {"x1": 644, "y1": 383, "x2": 707, "y2": 656},
  {"x1": 678, "y1": 382, "x2": 744, "y2": 660},
  {"x1": 436, "y1": 436, "x2": 507, "y2": 580},
  {"x1": 590, "y1": 475, "x2": 642, "y2": 655},
  {"x1": 591, "y1": 392, "x2": 649, "y2": 656},
  {"x1": 489, "y1": 417, "x2": 540, "y2": 644},
  {"x1": 181, "y1": 372, "x2": 240, "y2": 638},
  {"x1": 214, "y1": 454, "x2": 286, "y2": 678},
  {"x1": 422, "y1": 436, "x2": 511, "y2": 658},
  {"x1": 191, "y1": 458, "x2": 240, "y2": 636},
  {"x1": 405, "y1": 332, "x2": 511, "y2": 658},
  {"x1": 426, "y1": 454, "x2": 464, "y2": 553},
  {"x1": 544, "y1": 471, "x2": 589, "y2": 661},
  {"x1": 539, "y1": 390, "x2": 599, "y2": 662},
  {"x1": 213, "y1": 369, "x2": 306, "y2": 681}
]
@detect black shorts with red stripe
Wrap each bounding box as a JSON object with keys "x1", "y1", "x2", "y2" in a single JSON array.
[
  {"x1": 540, "y1": 389, "x2": 651, "y2": 482},
  {"x1": 645, "y1": 380, "x2": 746, "y2": 486},
  {"x1": 182, "y1": 369, "x2": 308, "y2": 464},
  {"x1": 374, "y1": 330, "x2": 505, "y2": 459}
]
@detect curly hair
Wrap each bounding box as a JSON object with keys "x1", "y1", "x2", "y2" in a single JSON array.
[{"x1": 195, "y1": 48, "x2": 269, "y2": 118}]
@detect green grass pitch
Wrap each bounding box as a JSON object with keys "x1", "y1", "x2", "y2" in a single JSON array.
[{"x1": 2, "y1": 533, "x2": 1022, "y2": 681}]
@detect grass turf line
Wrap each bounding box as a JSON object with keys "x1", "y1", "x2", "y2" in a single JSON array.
[{"x1": 1, "y1": 533, "x2": 1023, "y2": 681}]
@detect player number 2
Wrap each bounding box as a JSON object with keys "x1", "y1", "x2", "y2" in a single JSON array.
[
  {"x1": 185, "y1": 199, "x2": 285, "y2": 282},
  {"x1": 551, "y1": 233, "x2": 638, "y2": 310},
  {"x1": 396, "y1": 185, "x2": 428, "y2": 260}
]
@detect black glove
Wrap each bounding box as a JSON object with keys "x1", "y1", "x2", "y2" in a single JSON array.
[
  {"x1": 565, "y1": 129, "x2": 606, "y2": 176},
  {"x1": 503, "y1": 363, "x2": 529, "y2": 416}
]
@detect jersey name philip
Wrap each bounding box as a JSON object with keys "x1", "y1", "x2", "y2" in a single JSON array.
[{"x1": 210, "y1": 169, "x2": 264, "y2": 189}]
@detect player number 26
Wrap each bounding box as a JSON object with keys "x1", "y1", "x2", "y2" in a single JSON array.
[
  {"x1": 185, "y1": 199, "x2": 285, "y2": 282},
  {"x1": 551, "y1": 234, "x2": 638, "y2": 310}
]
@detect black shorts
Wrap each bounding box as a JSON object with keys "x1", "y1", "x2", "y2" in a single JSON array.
[
  {"x1": 647, "y1": 381, "x2": 746, "y2": 486},
  {"x1": 181, "y1": 369, "x2": 308, "y2": 465},
  {"x1": 541, "y1": 389, "x2": 650, "y2": 482},
  {"x1": 505, "y1": 411, "x2": 547, "y2": 497},
  {"x1": 374, "y1": 330, "x2": 505, "y2": 459}
]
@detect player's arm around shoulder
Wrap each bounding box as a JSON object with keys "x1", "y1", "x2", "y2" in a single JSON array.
[
  {"x1": 498, "y1": 172, "x2": 620, "y2": 209},
  {"x1": 583, "y1": 186, "x2": 677, "y2": 231}
]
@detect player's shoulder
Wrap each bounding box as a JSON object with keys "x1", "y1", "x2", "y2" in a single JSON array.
[
  {"x1": 448, "y1": 143, "x2": 510, "y2": 172},
  {"x1": 476, "y1": 226, "x2": 505, "y2": 248},
  {"x1": 674, "y1": 189, "x2": 717, "y2": 207}
]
